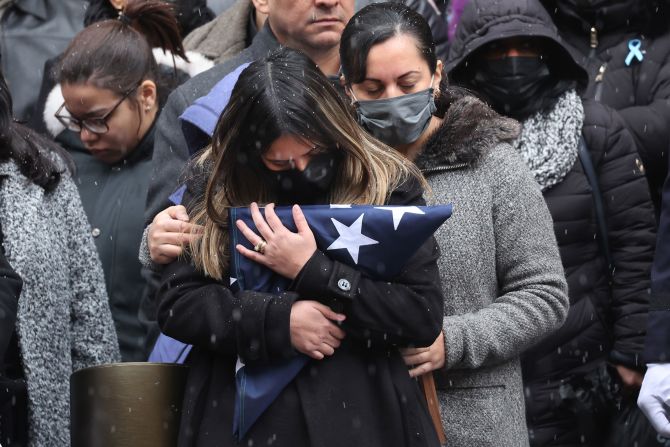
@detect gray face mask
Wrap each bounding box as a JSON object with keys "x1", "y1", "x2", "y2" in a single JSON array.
[{"x1": 352, "y1": 82, "x2": 437, "y2": 147}]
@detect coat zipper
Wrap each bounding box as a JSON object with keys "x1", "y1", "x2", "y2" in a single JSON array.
[
  {"x1": 589, "y1": 27, "x2": 598, "y2": 58},
  {"x1": 589, "y1": 26, "x2": 607, "y2": 102},
  {"x1": 422, "y1": 163, "x2": 469, "y2": 175},
  {"x1": 593, "y1": 63, "x2": 607, "y2": 102}
]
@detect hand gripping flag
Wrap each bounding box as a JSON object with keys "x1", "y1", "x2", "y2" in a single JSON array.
[{"x1": 229, "y1": 204, "x2": 452, "y2": 440}]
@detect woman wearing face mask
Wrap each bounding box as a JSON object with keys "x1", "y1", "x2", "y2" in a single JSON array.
[
  {"x1": 155, "y1": 47, "x2": 444, "y2": 447},
  {"x1": 446, "y1": 0, "x2": 657, "y2": 445},
  {"x1": 53, "y1": 0, "x2": 211, "y2": 361},
  {"x1": 339, "y1": 4, "x2": 569, "y2": 446}
]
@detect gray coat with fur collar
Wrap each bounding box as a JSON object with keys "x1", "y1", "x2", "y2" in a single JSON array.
[
  {"x1": 0, "y1": 159, "x2": 120, "y2": 446},
  {"x1": 415, "y1": 95, "x2": 569, "y2": 446}
]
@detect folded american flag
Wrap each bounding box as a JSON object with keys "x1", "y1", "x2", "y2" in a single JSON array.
[{"x1": 150, "y1": 203, "x2": 452, "y2": 440}]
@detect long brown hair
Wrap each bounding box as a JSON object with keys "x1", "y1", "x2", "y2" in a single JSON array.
[{"x1": 189, "y1": 48, "x2": 428, "y2": 280}]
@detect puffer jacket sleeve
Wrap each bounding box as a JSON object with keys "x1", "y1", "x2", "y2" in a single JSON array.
[
  {"x1": 442, "y1": 144, "x2": 569, "y2": 369},
  {"x1": 594, "y1": 106, "x2": 657, "y2": 368},
  {"x1": 59, "y1": 171, "x2": 121, "y2": 370}
]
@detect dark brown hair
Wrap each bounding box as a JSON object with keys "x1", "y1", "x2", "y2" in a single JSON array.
[
  {"x1": 58, "y1": 0, "x2": 186, "y2": 101},
  {"x1": 0, "y1": 70, "x2": 72, "y2": 191},
  {"x1": 340, "y1": 2, "x2": 456, "y2": 115}
]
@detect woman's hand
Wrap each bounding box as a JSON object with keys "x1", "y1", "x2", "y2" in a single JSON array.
[
  {"x1": 148, "y1": 205, "x2": 202, "y2": 264},
  {"x1": 401, "y1": 331, "x2": 446, "y2": 378},
  {"x1": 290, "y1": 300, "x2": 346, "y2": 360},
  {"x1": 235, "y1": 203, "x2": 317, "y2": 279}
]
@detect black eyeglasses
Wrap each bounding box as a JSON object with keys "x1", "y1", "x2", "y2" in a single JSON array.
[{"x1": 54, "y1": 87, "x2": 137, "y2": 134}]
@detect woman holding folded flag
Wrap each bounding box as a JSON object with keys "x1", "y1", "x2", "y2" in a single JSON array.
[{"x1": 155, "y1": 47, "x2": 446, "y2": 447}]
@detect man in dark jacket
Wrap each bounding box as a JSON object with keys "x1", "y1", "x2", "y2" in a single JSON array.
[
  {"x1": 446, "y1": 0, "x2": 656, "y2": 445},
  {"x1": 540, "y1": 0, "x2": 670, "y2": 214}
]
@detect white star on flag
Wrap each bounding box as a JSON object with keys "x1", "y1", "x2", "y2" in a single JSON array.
[
  {"x1": 230, "y1": 277, "x2": 237, "y2": 286},
  {"x1": 374, "y1": 206, "x2": 425, "y2": 230},
  {"x1": 327, "y1": 214, "x2": 379, "y2": 264}
]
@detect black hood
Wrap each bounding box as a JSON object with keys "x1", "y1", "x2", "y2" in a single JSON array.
[
  {"x1": 445, "y1": 0, "x2": 588, "y2": 91},
  {"x1": 540, "y1": 0, "x2": 670, "y2": 36}
]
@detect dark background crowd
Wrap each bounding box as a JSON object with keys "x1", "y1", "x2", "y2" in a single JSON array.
[{"x1": 0, "y1": 0, "x2": 669, "y2": 446}]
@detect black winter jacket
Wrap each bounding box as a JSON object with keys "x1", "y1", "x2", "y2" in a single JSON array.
[
  {"x1": 0, "y1": 226, "x2": 21, "y2": 361},
  {"x1": 521, "y1": 100, "x2": 656, "y2": 447},
  {"x1": 0, "y1": 224, "x2": 27, "y2": 446},
  {"x1": 53, "y1": 127, "x2": 155, "y2": 362},
  {"x1": 156, "y1": 179, "x2": 443, "y2": 447},
  {"x1": 647, "y1": 136, "x2": 670, "y2": 363},
  {"x1": 541, "y1": 0, "x2": 670, "y2": 213},
  {"x1": 523, "y1": 100, "x2": 655, "y2": 373}
]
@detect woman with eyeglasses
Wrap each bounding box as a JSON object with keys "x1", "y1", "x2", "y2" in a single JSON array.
[{"x1": 52, "y1": 0, "x2": 211, "y2": 361}]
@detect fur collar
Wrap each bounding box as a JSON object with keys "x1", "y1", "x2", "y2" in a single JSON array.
[
  {"x1": 43, "y1": 49, "x2": 213, "y2": 137},
  {"x1": 414, "y1": 94, "x2": 521, "y2": 170}
]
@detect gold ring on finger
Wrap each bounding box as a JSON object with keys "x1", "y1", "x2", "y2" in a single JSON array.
[{"x1": 253, "y1": 240, "x2": 267, "y2": 254}]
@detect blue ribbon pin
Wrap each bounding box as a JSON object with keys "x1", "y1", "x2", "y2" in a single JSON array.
[{"x1": 625, "y1": 39, "x2": 644, "y2": 66}]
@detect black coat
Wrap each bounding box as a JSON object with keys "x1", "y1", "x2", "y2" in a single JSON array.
[
  {"x1": 156, "y1": 180, "x2": 443, "y2": 447},
  {"x1": 520, "y1": 104, "x2": 656, "y2": 447},
  {"x1": 57, "y1": 127, "x2": 154, "y2": 361},
  {"x1": 521, "y1": 99, "x2": 656, "y2": 396},
  {"x1": 0, "y1": 223, "x2": 27, "y2": 445},
  {"x1": 0, "y1": 225, "x2": 21, "y2": 360},
  {"x1": 541, "y1": 0, "x2": 670, "y2": 213},
  {"x1": 646, "y1": 142, "x2": 670, "y2": 363}
]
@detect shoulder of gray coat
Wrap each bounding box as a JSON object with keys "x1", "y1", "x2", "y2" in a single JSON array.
[{"x1": 416, "y1": 94, "x2": 521, "y2": 170}]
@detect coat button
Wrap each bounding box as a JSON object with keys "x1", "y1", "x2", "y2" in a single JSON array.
[
  {"x1": 337, "y1": 279, "x2": 351, "y2": 291},
  {"x1": 635, "y1": 158, "x2": 645, "y2": 174},
  {"x1": 92, "y1": 228, "x2": 101, "y2": 238}
]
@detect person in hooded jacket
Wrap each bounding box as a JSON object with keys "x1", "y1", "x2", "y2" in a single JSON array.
[
  {"x1": 540, "y1": 0, "x2": 670, "y2": 215},
  {"x1": 50, "y1": 0, "x2": 212, "y2": 362},
  {"x1": 446, "y1": 0, "x2": 657, "y2": 445}
]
